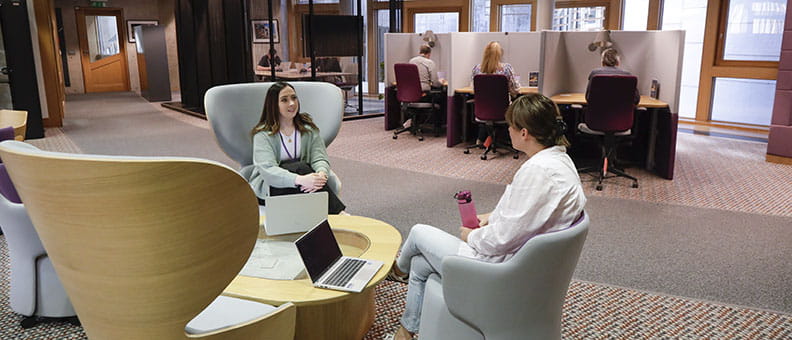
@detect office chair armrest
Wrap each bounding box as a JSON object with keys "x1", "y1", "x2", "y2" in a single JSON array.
[
  {"x1": 195, "y1": 302, "x2": 296, "y2": 340},
  {"x1": 440, "y1": 256, "x2": 506, "y2": 331}
]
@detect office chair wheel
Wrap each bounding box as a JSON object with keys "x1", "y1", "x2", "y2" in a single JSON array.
[
  {"x1": 632, "y1": 182, "x2": 639, "y2": 188},
  {"x1": 513, "y1": 153, "x2": 519, "y2": 159},
  {"x1": 392, "y1": 135, "x2": 398, "y2": 140},
  {"x1": 20, "y1": 316, "x2": 40, "y2": 329},
  {"x1": 481, "y1": 155, "x2": 487, "y2": 160},
  {"x1": 595, "y1": 184, "x2": 603, "y2": 191},
  {"x1": 419, "y1": 136, "x2": 424, "y2": 141},
  {"x1": 464, "y1": 149, "x2": 470, "y2": 154}
]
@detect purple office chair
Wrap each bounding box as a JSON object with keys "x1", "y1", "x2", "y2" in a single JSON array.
[
  {"x1": 578, "y1": 75, "x2": 639, "y2": 190},
  {"x1": 392, "y1": 63, "x2": 439, "y2": 141},
  {"x1": 463, "y1": 74, "x2": 519, "y2": 160}
]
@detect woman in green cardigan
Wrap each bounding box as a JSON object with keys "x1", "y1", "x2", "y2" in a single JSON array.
[{"x1": 249, "y1": 81, "x2": 346, "y2": 214}]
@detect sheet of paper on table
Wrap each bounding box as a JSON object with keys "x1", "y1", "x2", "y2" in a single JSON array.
[{"x1": 239, "y1": 238, "x2": 307, "y2": 280}]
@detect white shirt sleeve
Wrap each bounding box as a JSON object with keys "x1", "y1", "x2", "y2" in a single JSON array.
[{"x1": 466, "y1": 163, "x2": 565, "y2": 257}]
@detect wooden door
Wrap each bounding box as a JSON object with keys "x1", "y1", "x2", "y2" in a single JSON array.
[{"x1": 75, "y1": 7, "x2": 129, "y2": 93}]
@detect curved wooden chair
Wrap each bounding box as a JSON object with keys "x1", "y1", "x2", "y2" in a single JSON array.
[{"x1": 0, "y1": 140, "x2": 295, "y2": 340}]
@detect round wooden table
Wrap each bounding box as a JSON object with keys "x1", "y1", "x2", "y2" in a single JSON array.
[{"x1": 224, "y1": 215, "x2": 402, "y2": 340}]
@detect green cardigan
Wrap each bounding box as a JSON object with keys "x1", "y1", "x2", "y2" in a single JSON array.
[{"x1": 246, "y1": 126, "x2": 332, "y2": 199}]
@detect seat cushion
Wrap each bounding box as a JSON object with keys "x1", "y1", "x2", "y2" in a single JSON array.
[
  {"x1": 577, "y1": 122, "x2": 631, "y2": 136},
  {"x1": 185, "y1": 295, "x2": 276, "y2": 334}
]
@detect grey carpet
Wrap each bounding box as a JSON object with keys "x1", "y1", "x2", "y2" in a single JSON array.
[{"x1": 60, "y1": 92, "x2": 792, "y2": 315}]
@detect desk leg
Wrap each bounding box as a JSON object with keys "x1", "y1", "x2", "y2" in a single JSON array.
[
  {"x1": 462, "y1": 96, "x2": 469, "y2": 143},
  {"x1": 646, "y1": 108, "x2": 659, "y2": 171}
]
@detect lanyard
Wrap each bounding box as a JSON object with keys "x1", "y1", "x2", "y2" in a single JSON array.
[{"x1": 279, "y1": 131, "x2": 298, "y2": 160}]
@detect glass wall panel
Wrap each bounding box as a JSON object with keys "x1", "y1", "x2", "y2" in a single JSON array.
[
  {"x1": 662, "y1": 0, "x2": 707, "y2": 118},
  {"x1": 552, "y1": 7, "x2": 605, "y2": 31},
  {"x1": 723, "y1": 0, "x2": 785, "y2": 61},
  {"x1": 710, "y1": 77, "x2": 776, "y2": 125},
  {"x1": 622, "y1": 0, "x2": 649, "y2": 30},
  {"x1": 501, "y1": 4, "x2": 532, "y2": 32},
  {"x1": 473, "y1": 0, "x2": 491, "y2": 32},
  {"x1": 414, "y1": 12, "x2": 459, "y2": 33}
]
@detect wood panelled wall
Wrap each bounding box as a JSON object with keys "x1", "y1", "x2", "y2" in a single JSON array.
[{"x1": 175, "y1": 0, "x2": 253, "y2": 111}]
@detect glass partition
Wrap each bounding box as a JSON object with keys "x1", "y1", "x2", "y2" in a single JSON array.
[{"x1": 662, "y1": 0, "x2": 707, "y2": 118}]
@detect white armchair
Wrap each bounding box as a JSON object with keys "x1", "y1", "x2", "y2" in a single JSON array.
[
  {"x1": 0, "y1": 161, "x2": 76, "y2": 328},
  {"x1": 204, "y1": 82, "x2": 344, "y2": 197},
  {"x1": 418, "y1": 212, "x2": 590, "y2": 340}
]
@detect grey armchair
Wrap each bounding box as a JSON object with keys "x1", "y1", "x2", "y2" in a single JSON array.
[
  {"x1": 0, "y1": 161, "x2": 76, "y2": 328},
  {"x1": 418, "y1": 212, "x2": 590, "y2": 340},
  {"x1": 204, "y1": 82, "x2": 343, "y2": 198}
]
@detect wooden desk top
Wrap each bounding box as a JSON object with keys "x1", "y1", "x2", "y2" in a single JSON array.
[
  {"x1": 455, "y1": 86, "x2": 538, "y2": 95},
  {"x1": 0, "y1": 109, "x2": 27, "y2": 140},
  {"x1": 550, "y1": 93, "x2": 669, "y2": 108},
  {"x1": 224, "y1": 215, "x2": 402, "y2": 307}
]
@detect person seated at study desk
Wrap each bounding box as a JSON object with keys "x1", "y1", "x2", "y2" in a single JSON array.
[
  {"x1": 256, "y1": 48, "x2": 282, "y2": 71},
  {"x1": 409, "y1": 44, "x2": 446, "y2": 92},
  {"x1": 471, "y1": 41, "x2": 520, "y2": 97},
  {"x1": 385, "y1": 94, "x2": 587, "y2": 340},
  {"x1": 586, "y1": 48, "x2": 639, "y2": 104},
  {"x1": 248, "y1": 81, "x2": 347, "y2": 215}
]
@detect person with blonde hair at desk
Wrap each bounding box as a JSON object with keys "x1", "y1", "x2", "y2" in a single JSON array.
[
  {"x1": 471, "y1": 41, "x2": 520, "y2": 97},
  {"x1": 385, "y1": 93, "x2": 587, "y2": 340}
]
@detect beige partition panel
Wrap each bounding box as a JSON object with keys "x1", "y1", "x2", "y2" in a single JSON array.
[
  {"x1": 384, "y1": 32, "x2": 451, "y2": 88},
  {"x1": 539, "y1": 30, "x2": 685, "y2": 113}
]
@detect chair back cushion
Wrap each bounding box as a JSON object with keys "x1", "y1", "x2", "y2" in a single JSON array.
[
  {"x1": 473, "y1": 74, "x2": 510, "y2": 121},
  {"x1": 204, "y1": 82, "x2": 343, "y2": 168},
  {"x1": 0, "y1": 140, "x2": 260, "y2": 339},
  {"x1": 585, "y1": 75, "x2": 637, "y2": 132},
  {"x1": 0, "y1": 126, "x2": 14, "y2": 142},
  {"x1": 394, "y1": 63, "x2": 424, "y2": 103}
]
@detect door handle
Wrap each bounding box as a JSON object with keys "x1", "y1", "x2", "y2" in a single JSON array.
[{"x1": 0, "y1": 67, "x2": 11, "y2": 75}]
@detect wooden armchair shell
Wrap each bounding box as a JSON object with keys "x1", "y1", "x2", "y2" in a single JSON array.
[{"x1": 0, "y1": 141, "x2": 295, "y2": 340}]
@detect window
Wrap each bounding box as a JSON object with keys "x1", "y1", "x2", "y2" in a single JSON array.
[
  {"x1": 662, "y1": 0, "x2": 707, "y2": 119},
  {"x1": 720, "y1": 0, "x2": 786, "y2": 62},
  {"x1": 710, "y1": 78, "x2": 776, "y2": 125},
  {"x1": 501, "y1": 4, "x2": 533, "y2": 32},
  {"x1": 414, "y1": 12, "x2": 460, "y2": 33},
  {"x1": 552, "y1": 6, "x2": 606, "y2": 31},
  {"x1": 622, "y1": 0, "x2": 649, "y2": 30},
  {"x1": 472, "y1": 0, "x2": 491, "y2": 32}
]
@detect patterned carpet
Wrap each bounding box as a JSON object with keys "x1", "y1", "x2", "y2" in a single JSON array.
[
  {"x1": 328, "y1": 117, "x2": 792, "y2": 217},
  {"x1": 4, "y1": 109, "x2": 792, "y2": 338}
]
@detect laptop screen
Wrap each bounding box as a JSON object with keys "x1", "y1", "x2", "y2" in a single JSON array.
[{"x1": 294, "y1": 220, "x2": 343, "y2": 282}]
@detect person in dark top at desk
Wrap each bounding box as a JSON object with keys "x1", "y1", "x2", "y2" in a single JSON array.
[
  {"x1": 586, "y1": 48, "x2": 639, "y2": 104},
  {"x1": 256, "y1": 48, "x2": 282, "y2": 71},
  {"x1": 385, "y1": 94, "x2": 587, "y2": 340}
]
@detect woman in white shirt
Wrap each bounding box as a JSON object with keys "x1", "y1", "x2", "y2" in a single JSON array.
[{"x1": 387, "y1": 93, "x2": 587, "y2": 340}]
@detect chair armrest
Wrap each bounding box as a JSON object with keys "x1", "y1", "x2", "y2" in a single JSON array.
[
  {"x1": 440, "y1": 256, "x2": 505, "y2": 331},
  {"x1": 193, "y1": 302, "x2": 296, "y2": 340}
]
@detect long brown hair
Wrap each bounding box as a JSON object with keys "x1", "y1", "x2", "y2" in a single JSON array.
[
  {"x1": 251, "y1": 82, "x2": 319, "y2": 136},
  {"x1": 505, "y1": 94, "x2": 570, "y2": 147},
  {"x1": 480, "y1": 41, "x2": 504, "y2": 74}
]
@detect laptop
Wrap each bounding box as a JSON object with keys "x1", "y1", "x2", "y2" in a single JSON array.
[
  {"x1": 262, "y1": 192, "x2": 328, "y2": 236},
  {"x1": 295, "y1": 220, "x2": 383, "y2": 292}
]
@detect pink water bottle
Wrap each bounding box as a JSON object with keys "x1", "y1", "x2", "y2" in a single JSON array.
[{"x1": 454, "y1": 190, "x2": 479, "y2": 229}]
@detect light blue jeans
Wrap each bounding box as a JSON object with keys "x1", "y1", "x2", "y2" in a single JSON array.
[{"x1": 397, "y1": 224, "x2": 464, "y2": 333}]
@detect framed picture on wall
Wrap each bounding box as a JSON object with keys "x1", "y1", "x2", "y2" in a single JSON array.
[
  {"x1": 127, "y1": 20, "x2": 159, "y2": 43},
  {"x1": 251, "y1": 19, "x2": 279, "y2": 44}
]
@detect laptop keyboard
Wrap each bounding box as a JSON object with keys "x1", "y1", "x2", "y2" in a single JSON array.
[{"x1": 321, "y1": 258, "x2": 367, "y2": 287}]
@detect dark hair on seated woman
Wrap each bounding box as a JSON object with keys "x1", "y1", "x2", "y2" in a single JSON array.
[
  {"x1": 505, "y1": 93, "x2": 570, "y2": 147},
  {"x1": 251, "y1": 81, "x2": 319, "y2": 136}
]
